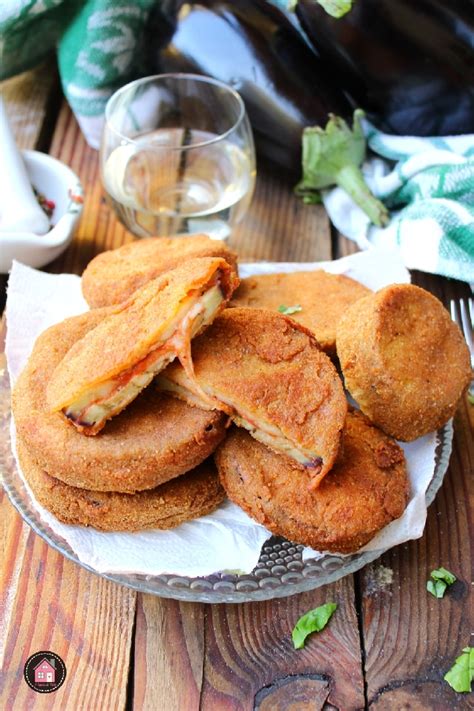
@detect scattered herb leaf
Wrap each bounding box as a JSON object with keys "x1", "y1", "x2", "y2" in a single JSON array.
[
  {"x1": 427, "y1": 580, "x2": 447, "y2": 598},
  {"x1": 292, "y1": 602, "x2": 337, "y2": 649},
  {"x1": 444, "y1": 647, "x2": 474, "y2": 693},
  {"x1": 427, "y1": 567, "x2": 457, "y2": 597},
  {"x1": 467, "y1": 391, "x2": 474, "y2": 406},
  {"x1": 431, "y1": 567, "x2": 457, "y2": 585},
  {"x1": 278, "y1": 304, "x2": 303, "y2": 315}
]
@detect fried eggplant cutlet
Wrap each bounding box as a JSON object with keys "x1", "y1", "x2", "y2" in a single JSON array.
[
  {"x1": 216, "y1": 411, "x2": 409, "y2": 554},
  {"x1": 337, "y1": 283, "x2": 472, "y2": 441},
  {"x1": 231, "y1": 270, "x2": 370, "y2": 356},
  {"x1": 12, "y1": 310, "x2": 227, "y2": 493},
  {"x1": 82, "y1": 233, "x2": 238, "y2": 308},
  {"x1": 47, "y1": 257, "x2": 238, "y2": 435},
  {"x1": 17, "y1": 442, "x2": 224, "y2": 531},
  {"x1": 158, "y1": 308, "x2": 347, "y2": 488}
]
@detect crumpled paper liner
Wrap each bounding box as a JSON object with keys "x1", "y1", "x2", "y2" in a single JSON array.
[{"x1": 5, "y1": 247, "x2": 438, "y2": 576}]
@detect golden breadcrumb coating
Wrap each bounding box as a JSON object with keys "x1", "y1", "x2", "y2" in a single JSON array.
[
  {"x1": 12, "y1": 310, "x2": 227, "y2": 493},
  {"x1": 216, "y1": 411, "x2": 409, "y2": 554},
  {"x1": 82, "y1": 233, "x2": 238, "y2": 308},
  {"x1": 160, "y1": 308, "x2": 347, "y2": 487},
  {"x1": 231, "y1": 270, "x2": 370, "y2": 356},
  {"x1": 337, "y1": 283, "x2": 472, "y2": 440},
  {"x1": 17, "y1": 441, "x2": 224, "y2": 532},
  {"x1": 46, "y1": 257, "x2": 238, "y2": 433}
]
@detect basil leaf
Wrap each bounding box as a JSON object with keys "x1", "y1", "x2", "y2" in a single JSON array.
[
  {"x1": 292, "y1": 602, "x2": 337, "y2": 649},
  {"x1": 431, "y1": 567, "x2": 457, "y2": 586},
  {"x1": 444, "y1": 647, "x2": 474, "y2": 693},
  {"x1": 278, "y1": 304, "x2": 302, "y2": 315},
  {"x1": 427, "y1": 580, "x2": 447, "y2": 598}
]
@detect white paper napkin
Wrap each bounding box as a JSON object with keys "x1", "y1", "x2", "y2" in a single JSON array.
[{"x1": 5, "y1": 247, "x2": 439, "y2": 576}]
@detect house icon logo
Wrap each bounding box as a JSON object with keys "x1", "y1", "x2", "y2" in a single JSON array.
[{"x1": 24, "y1": 651, "x2": 66, "y2": 693}]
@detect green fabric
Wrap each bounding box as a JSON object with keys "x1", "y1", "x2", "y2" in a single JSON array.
[
  {"x1": 324, "y1": 125, "x2": 474, "y2": 282},
  {"x1": 1, "y1": 0, "x2": 156, "y2": 145}
]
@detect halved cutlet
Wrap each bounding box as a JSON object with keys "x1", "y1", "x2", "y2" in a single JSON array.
[
  {"x1": 158, "y1": 308, "x2": 347, "y2": 488},
  {"x1": 13, "y1": 309, "x2": 227, "y2": 493},
  {"x1": 46, "y1": 257, "x2": 238, "y2": 435}
]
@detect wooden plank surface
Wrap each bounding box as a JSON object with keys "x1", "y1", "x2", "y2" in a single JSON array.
[
  {"x1": 2, "y1": 69, "x2": 472, "y2": 711},
  {"x1": 0, "y1": 76, "x2": 137, "y2": 711},
  {"x1": 1, "y1": 97, "x2": 365, "y2": 709},
  {"x1": 338, "y1": 237, "x2": 473, "y2": 709},
  {"x1": 133, "y1": 558, "x2": 365, "y2": 710}
]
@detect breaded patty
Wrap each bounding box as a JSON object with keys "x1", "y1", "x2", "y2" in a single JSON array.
[
  {"x1": 17, "y1": 442, "x2": 224, "y2": 531},
  {"x1": 82, "y1": 234, "x2": 238, "y2": 308},
  {"x1": 47, "y1": 257, "x2": 238, "y2": 434},
  {"x1": 337, "y1": 283, "x2": 472, "y2": 441},
  {"x1": 158, "y1": 308, "x2": 347, "y2": 488},
  {"x1": 216, "y1": 411, "x2": 409, "y2": 554},
  {"x1": 231, "y1": 271, "x2": 370, "y2": 356},
  {"x1": 12, "y1": 310, "x2": 227, "y2": 493}
]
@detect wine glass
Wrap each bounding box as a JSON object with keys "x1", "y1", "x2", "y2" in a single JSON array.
[{"x1": 100, "y1": 73, "x2": 256, "y2": 240}]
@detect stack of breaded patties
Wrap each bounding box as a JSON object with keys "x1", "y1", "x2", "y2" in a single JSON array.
[
  {"x1": 13, "y1": 244, "x2": 239, "y2": 531},
  {"x1": 13, "y1": 235, "x2": 471, "y2": 554}
]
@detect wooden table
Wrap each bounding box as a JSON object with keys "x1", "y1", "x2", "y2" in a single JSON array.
[{"x1": 1, "y1": 64, "x2": 472, "y2": 711}]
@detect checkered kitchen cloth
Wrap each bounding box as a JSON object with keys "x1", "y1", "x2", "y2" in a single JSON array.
[
  {"x1": 323, "y1": 125, "x2": 474, "y2": 283},
  {"x1": 2, "y1": 1, "x2": 473, "y2": 282}
]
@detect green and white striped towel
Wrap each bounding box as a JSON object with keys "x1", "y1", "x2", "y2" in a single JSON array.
[
  {"x1": 323, "y1": 124, "x2": 474, "y2": 283},
  {"x1": 0, "y1": 0, "x2": 155, "y2": 148}
]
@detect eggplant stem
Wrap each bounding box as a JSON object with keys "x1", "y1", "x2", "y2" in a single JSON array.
[{"x1": 336, "y1": 164, "x2": 389, "y2": 227}]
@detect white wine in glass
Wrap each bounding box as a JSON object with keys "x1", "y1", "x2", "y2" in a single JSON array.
[{"x1": 101, "y1": 75, "x2": 256, "y2": 240}]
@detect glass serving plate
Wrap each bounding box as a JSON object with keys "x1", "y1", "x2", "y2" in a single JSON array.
[{"x1": 0, "y1": 364, "x2": 453, "y2": 603}]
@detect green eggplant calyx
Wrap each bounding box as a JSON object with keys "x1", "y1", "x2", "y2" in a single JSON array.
[
  {"x1": 315, "y1": 0, "x2": 353, "y2": 19},
  {"x1": 298, "y1": 109, "x2": 389, "y2": 227}
]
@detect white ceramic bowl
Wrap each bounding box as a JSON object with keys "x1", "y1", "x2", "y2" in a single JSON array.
[{"x1": 0, "y1": 150, "x2": 83, "y2": 273}]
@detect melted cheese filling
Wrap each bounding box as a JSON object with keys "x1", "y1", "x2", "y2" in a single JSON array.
[
  {"x1": 64, "y1": 283, "x2": 224, "y2": 432},
  {"x1": 156, "y1": 377, "x2": 321, "y2": 469}
]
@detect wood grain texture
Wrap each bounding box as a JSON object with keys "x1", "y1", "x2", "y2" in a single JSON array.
[
  {"x1": 134, "y1": 582, "x2": 365, "y2": 711},
  {"x1": 0, "y1": 60, "x2": 60, "y2": 310},
  {"x1": 360, "y1": 390, "x2": 473, "y2": 710},
  {"x1": 231, "y1": 158, "x2": 332, "y2": 263},
  {"x1": 2, "y1": 72, "x2": 472, "y2": 711},
  {"x1": 1, "y1": 59, "x2": 60, "y2": 152},
  {"x1": 0, "y1": 530, "x2": 136, "y2": 710},
  {"x1": 336, "y1": 241, "x2": 473, "y2": 708},
  {"x1": 133, "y1": 598, "x2": 205, "y2": 711},
  {"x1": 1, "y1": 77, "x2": 137, "y2": 711}
]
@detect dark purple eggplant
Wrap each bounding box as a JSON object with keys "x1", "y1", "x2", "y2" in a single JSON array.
[
  {"x1": 144, "y1": 0, "x2": 352, "y2": 175},
  {"x1": 296, "y1": 0, "x2": 474, "y2": 136}
]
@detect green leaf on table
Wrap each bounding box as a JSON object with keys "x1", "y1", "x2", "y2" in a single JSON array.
[
  {"x1": 292, "y1": 602, "x2": 337, "y2": 649},
  {"x1": 427, "y1": 580, "x2": 447, "y2": 598},
  {"x1": 427, "y1": 567, "x2": 457, "y2": 597},
  {"x1": 444, "y1": 647, "x2": 474, "y2": 693},
  {"x1": 431, "y1": 567, "x2": 457, "y2": 585},
  {"x1": 278, "y1": 304, "x2": 302, "y2": 315}
]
